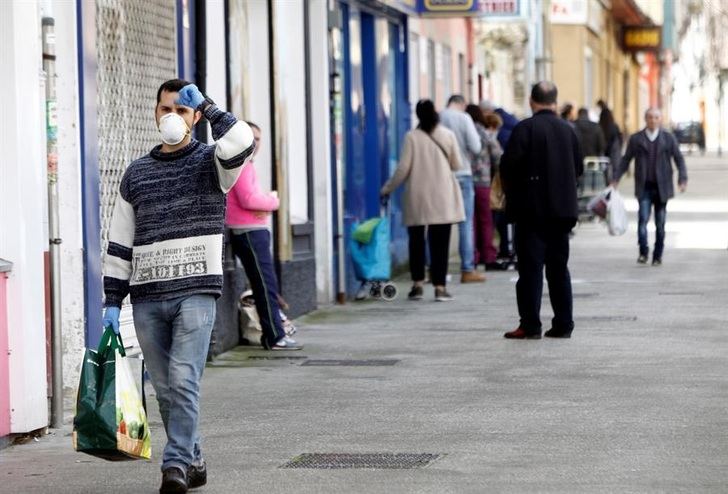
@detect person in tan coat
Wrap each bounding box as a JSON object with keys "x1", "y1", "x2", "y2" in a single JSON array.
[{"x1": 381, "y1": 99, "x2": 465, "y2": 302}]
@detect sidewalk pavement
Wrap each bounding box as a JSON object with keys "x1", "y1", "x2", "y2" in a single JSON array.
[{"x1": 2, "y1": 155, "x2": 728, "y2": 493}]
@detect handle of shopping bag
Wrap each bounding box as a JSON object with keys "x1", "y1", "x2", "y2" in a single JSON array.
[
  {"x1": 141, "y1": 360, "x2": 147, "y2": 413},
  {"x1": 97, "y1": 325, "x2": 126, "y2": 358}
]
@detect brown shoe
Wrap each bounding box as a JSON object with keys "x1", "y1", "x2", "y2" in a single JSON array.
[
  {"x1": 460, "y1": 271, "x2": 486, "y2": 283},
  {"x1": 504, "y1": 327, "x2": 541, "y2": 339}
]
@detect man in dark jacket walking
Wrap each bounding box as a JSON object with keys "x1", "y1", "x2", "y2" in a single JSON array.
[
  {"x1": 612, "y1": 108, "x2": 687, "y2": 265},
  {"x1": 500, "y1": 82, "x2": 583, "y2": 339},
  {"x1": 574, "y1": 107, "x2": 606, "y2": 157}
]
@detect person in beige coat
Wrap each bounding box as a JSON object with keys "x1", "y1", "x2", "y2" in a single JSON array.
[{"x1": 380, "y1": 99, "x2": 465, "y2": 302}]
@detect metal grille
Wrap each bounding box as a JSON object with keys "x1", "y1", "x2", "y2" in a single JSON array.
[
  {"x1": 301, "y1": 359, "x2": 399, "y2": 367},
  {"x1": 659, "y1": 291, "x2": 704, "y2": 296},
  {"x1": 281, "y1": 453, "x2": 442, "y2": 469},
  {"x1": 581, "y1": 316, "x2": 637, "y2": 322},
  {"x1": 96, "y1": 0, "x2": 177, "y2": 257},
  {"x1": 247, "y1": 355, "x2": 309, "y2": 361}
]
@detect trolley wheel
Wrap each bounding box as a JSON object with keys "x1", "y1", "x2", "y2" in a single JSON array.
[
  {"x1": 369, "y1": 282, "x2": 382, "y2": 298},
  {"x1": 381, "y1": 283, "x2": 398, "y2": 301}
]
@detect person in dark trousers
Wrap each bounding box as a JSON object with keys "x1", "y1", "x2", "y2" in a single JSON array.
[
  {"x1": 611, "y1": 108, "x2": 687, "y2": 265},
  {"x1": 597, "y1": 100, "x2": 623, "y2": 181},
  {"x1": 101, "y1": 80, "x2": 256, "y2": 492},
  {"x1": 480, "y1": 100, "x2": 519, "y2": 260},
  {"x1": 381, "y1": 100, "x2": 465, "y2": 302},
  {"x1": 226, "y1": 122, "x2": 302, "y2": 350},
  {"x1": 574, "y1": 107, "x2": 606, "y2": 158},
  {"x1": 500, "y1": 81, "x2": 583, "y2": 340}
]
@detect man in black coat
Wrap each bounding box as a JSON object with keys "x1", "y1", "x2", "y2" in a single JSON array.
[
  {"x1": 611, "y1": 108, "x2": 687, "y2": 265},
  {"x1": 574, "y1": 107, "x2": 606, "y2": 157},
  {"x1": 500, "y1": 81, "x2": 584, "y2": 339}
]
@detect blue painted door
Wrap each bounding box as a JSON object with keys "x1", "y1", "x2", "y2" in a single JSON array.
[{"x1": 340, "y1": 4, "x2": 408, "y2": 296}]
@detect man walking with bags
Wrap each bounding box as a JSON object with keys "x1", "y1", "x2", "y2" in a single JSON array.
[
  {"x1": 101, "y1": 79, "x2": 255, "y2": 493},
  {"x1": 611, "y1": 108, "x2": 687, "y2": 265},
  {"x1": 500, "y1": 82, "x2": 583, "y2": 340}
]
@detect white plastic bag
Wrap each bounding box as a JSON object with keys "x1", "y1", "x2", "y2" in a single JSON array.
[
  {"x1": 607, "y1": 189, "x2": 628, "y2": 236},
  {"x1": 587, "y1": 187, "x2": 611, "y2": 219}
]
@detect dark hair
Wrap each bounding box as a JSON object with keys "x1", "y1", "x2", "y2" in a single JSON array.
[
  {"x1": 465, "y1": 104, "x2": 487, "y2": 127},
  {"x1": 560, "y1": 103, "x2": 574, "y2": 120},
  {"x1": 530, "y1": 81, "x2": 558, "y2": 105},
  {"x1": 483, "y1": 112, "x2": 502, "y2": 130},
  {"x1": 416, "y1": 99, "x2": 439, "y2": 134},
  {"x1": 596, "y1": 99, "x2": 608, "y2": 111},
  {"x1": 246, "y1": 121, "x2": 261, "y2": 132},
  {"x1": 447, "y1": 94, "x2": 465, "y2": 106},
  {"x1": 577, "y1": 107, "x2": 589, "y2": 118},
  {"x1": 599, "y1": 107, "x2": 616, "y2": 137},
  {"x1": 156, "y1": 79, "x2": 192, "y2": 104}
]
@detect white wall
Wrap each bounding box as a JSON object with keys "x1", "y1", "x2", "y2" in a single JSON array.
[
  {"x1": 47, "y1": 0, "x2": 86, "y2": 408},
  {"x1": 243, "y1": 0, "x2": 273, "y2": 193},
  {"x1": 206, "y1": 0, "x2": 228, "y2": 111},
  {"x1": 0, "y1": 0, "x2": 50, "y2": 432},
  {"x1": 274, "y1": 0, "x2": 309, "y2": 226},
  {"x1": 309, "y1": 0, "x2": 334, "y2": 303}
]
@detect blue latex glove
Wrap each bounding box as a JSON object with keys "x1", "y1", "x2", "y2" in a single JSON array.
[
  {"x1": 175, "y1": 84, "x2": 206, "y2": 110},
  {"x1": 102, "y1": 306, "x2": 121, "y2": 335}
]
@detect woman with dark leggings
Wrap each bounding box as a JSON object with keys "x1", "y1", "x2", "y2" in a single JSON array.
[
  {"x1": 225, "y1": 122, "x2": 302, "y2": 350},
  {"x1": 380, "y1": 100, "x2": 465, "y2": 302}
]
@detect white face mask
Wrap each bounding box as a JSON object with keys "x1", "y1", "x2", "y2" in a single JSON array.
[{"x1": 158, "y1": 113, "x2": 190, "y2": 145}]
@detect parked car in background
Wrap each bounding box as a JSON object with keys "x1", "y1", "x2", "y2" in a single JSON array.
[{"x1": 673, "y1": 121, "x2": 706, "y2": 154}]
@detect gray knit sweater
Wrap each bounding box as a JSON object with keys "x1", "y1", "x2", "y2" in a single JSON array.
[{"x1": 103, "y1": 104, "x2": 255, "y2": 307}]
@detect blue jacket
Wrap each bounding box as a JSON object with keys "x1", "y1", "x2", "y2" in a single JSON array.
[{"x1": 495, "y1": 108, "x2": 519, "y2": 149}]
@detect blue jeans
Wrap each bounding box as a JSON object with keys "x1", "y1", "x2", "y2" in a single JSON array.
[
  {"x1": 457, "y1": 175, "x2": 475, "y2": 272},
  {"x1": 638, "y1": 183, "x2": 667, "y2": 260},
  {"x1": 132, "y1": 294, "x2": 216, "y2": 471}
]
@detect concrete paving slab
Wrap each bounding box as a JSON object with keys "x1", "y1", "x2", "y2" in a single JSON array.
[{"x1": 1, "y1": 155, "x2": 727, "y2": 493}]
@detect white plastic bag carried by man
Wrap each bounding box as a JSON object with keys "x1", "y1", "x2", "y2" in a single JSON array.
[{"x1": 587, "y1": 186, "x2": 627, "y2": 236}]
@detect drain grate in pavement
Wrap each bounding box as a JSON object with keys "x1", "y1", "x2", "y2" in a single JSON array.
[
  {"x1": 281, "y1": 453, "x2": 442, "y2": 469},
  {"x1": 658, "y1": 291, "x2": 704, "y2": 296},
  {"x1": 543, "y1": 292, "x2": 598, "y2": 298},
  {"x1": 581, "y1": 315, "x2": 637, "y2": 322},
  {"x1": 301, "y1": 359, "x2": 399, "y2": 367},
  {"x1": 246, "y1": 355, "x2": 309, "y2": 361}
]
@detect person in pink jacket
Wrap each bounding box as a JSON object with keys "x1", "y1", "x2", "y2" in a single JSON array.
[{"x1": 226, "y1": 122, "x2": 302, "y2": 350}]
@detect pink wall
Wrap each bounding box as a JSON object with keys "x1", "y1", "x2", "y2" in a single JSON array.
[{"x1": 0, "y1": 273, "x2": 9, "y2": 437}]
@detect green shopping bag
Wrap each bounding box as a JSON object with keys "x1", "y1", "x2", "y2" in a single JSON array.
[{"x1": 73, "y1": 327, "x2": 152, "y2": 461}]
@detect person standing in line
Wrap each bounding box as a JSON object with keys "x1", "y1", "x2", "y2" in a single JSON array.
[
  {"x1": 500, "y1": 82, "x2": 583, "y2": 340},
  {"x1": 480, "y1": 100, "x2": 519, "y2": 260},
  {"x1": 381, "y1": 99, "x2": 465, "y2": 302},
  {"x1": 596, "y1": 101, "x2": 623, "y2": 181},
  {"x1": 560, "y1": 103, "x2": 576, "y2": 127},
  {"x1": 226, "y1": 122, "x2": 302, "y2": 350},
  {"x1": 440, "y1": 95, "x2": 486, "y2": 283},
  {"x1": 465, "y1": 104, "x2": 506, "y2": 271},
  {"x1": 574, "y1": 107, "x2": 606, "y2": 158},
  {"x1": 611, "y1": 108, "x2": 687, "y2": 266},
  {"x1": 102, "y1": 80, "x2": 256, "y2": 492}
]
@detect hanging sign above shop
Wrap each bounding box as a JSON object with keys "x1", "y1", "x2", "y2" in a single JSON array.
[
  {"x1": 382, "y1": 0, "x2": 478, "y2": 16},
  {"x1": 382, "y1": 0, "x2": 518, "y2": 16},
  {"x1": 478, "y1": 0, "x2": 519, "y2": 16},
  {"x1": 623, "y1": 26, "x2": 662, "y2": 52}
]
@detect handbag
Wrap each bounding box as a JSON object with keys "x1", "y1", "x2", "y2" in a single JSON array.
[{"x1": 490, "y1": 171, "x2": 506, "y2": 211}]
